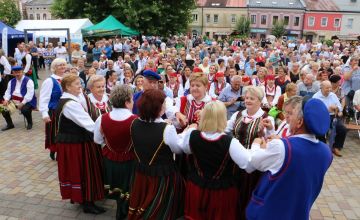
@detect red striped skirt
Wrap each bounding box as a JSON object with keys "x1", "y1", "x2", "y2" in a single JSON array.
[
  {"x1": 128, "y1": 171, "x2": 185, "y2": 220},
  {"x1": 56, "y1": 141, "x2": 104, "y2": 203},
  {"x1": 184, "y1": 180, "x2": 240, "y2": 220},
  {"x1": 45, "y1": 110, "x2": 58, "y2": 152}
]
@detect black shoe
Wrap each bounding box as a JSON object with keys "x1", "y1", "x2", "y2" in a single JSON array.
[
  {"x1": 1, "y1": 124, "x2": 14, "y2": 131},
  {"x1": 50, "y1": 152, "x2": 56, "y2": 161},
  {"x1": 83, "y1": 203, "x2": 104, "y2": 214},
  {"x1": 93, "y1": 204, "x2": 107, "y2": 213},
  {"x1": 26, "y1": 123, "x2": 33, "y2": 130}
]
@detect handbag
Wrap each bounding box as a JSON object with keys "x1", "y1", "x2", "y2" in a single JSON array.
[
  {"x1": 268, "y1": 106, "x2": 281, "y2": 118},
  {"x1": 0, "y1": 100, "x2": 17, "y2": 114}
]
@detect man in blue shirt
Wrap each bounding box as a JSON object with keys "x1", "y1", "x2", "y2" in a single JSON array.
[
  {"x1": 218, "y1": 75, "x2": 244, "y2": 119},
  {"x1": 102, "y1": 41, "x2": 113, "y2": 59},
  {"x1": 244, "y1": 59, "x2": 256, "y2": 76}
]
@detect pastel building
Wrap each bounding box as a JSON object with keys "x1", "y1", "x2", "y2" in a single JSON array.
[
  {"x1": 303, "y1": 0, "x2": 342, "y2": 42},
  {"x1": 248, "y1": 0, "x2": 305, "y2": 40},
  {"x1": 332, "y1": 0, "x2": 360, "y2": 40},
  {"x1": 189, "y1": 0, "x2": 247, "y2": 39}
]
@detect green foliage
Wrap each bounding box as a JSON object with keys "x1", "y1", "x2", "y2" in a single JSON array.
[
  {"x1": 51, "y1": 0, "x2": 196, "y2": 36},
  {"x1": 324, "y1": 39, "x2": 334, "y2": 47},
  {"x1": 0, "y1": 0, "x2": 21, "y2": 27},
  {"x1": 235, "y1": 16, "x2": 250, "y2": 37},
  {"x1": 271, "y1": 20, "x2": 286, "y2": 39}
]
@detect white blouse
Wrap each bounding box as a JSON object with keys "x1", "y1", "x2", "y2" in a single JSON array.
[{"x1": 60, "y1": 92, "x2": 95, "y2": 133}]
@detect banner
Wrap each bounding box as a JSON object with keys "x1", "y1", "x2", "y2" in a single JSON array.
[{"x1": 2, "y1": 27, "x2": 8, "y2": 56}]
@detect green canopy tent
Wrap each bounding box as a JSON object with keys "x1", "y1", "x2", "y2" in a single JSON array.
[{"x1": 82, "y1": 15, "x2": 139, "y2": 37}]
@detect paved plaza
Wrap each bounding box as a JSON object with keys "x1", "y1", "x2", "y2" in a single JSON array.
[{"x1": 0, "y1": 70, "x2": 359, "y2": 220}]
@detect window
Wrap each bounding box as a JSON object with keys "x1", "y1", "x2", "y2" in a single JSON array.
[
  {"x1": 284, "y1": 16, "x2": 289, "y2": 25},
  {"x1": 347, "y1": 18, "x2": 354, "y2": 28},
  {"x1": 321, "y1": 17, "x2": 328, "y2": 27},
  {"x1": 231, "y1": 14, "x2": 236, "y2": 23},
  {"x1": 36, "y1": 14, "x2": 40, "y2": 20},
  {"x1": 261, "y1": 15, "x2": 267, "y2": 25},
  {"x1": 308, "y1": 17, "x2": 315, "y2": 27},
  {"x1": 251, "y1": 15, "x2": 257, "y2": 24},
  {"x1": 319, "y1": 36, "x2": 325, "y2": 41},
  {"x1": 273, "y1": 16, "x2": 279, "y2": 25},
  {"x1": 192, "y1": 14, "x2": 198, "y2": 22},
  {"x1": 43, "y1": 13, "x2": 47, "y2": 20},
  {"x1": 206, "y1": 14, "x2": 210, "y2": 23},
  {"x1": 334, "y1": 18, "x2": 340, "y2": 27},
  {"x1": 214, "y1": 14, "x2": 219, "y2": 23},
  {"x1": 351, "y1": 0, "x2": 356, "y2": 2},
  {"x1": 29, "y1": 14, "x2": 34, "y2": 20},
  {"x1": 294, "y1": 17, "x2": 300, "y2": 26}
]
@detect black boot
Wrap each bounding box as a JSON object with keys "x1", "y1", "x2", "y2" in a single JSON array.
[
  {"x1": 83, "y1": 202, "x2": 105, "y2": 214},
  {"x1": 1, "y1": 112, "x2": 14, "y2": 131},
  {"x1": 116, "y1": 200, "x2": 127, "y2": 220},
  {"x1": 23, "y1": 108, "x2": 33, "y2": 130},
  {"x1": 50, "y1": 152, "x2": 56, "y2": 160}
]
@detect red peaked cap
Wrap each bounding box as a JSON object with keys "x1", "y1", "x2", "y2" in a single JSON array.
[
  {"x1": 265, "y1": 74, "x2": 276, "y2": 81},
  {"x1": 169, "y1": 72, "x2": 177, "y2": 77},
  {"x1": 215, "y1": 72, "x2": 225, "y2": 78},
  {"x1": 193, "y1": 67, "x2": 203, "y2": 73},
  {"x1": 242, "y1": 75, "x2": 251, "y2": 83}
]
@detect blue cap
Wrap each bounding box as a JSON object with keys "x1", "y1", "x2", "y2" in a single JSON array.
[
  {"x1": 11, "y1": 65, "x2": 23, "y2": 71},
  {"x1": 143, "y1": 69, "x2": 161, "y2": 81},
  {"x1": 303, "y1": 98, "x2": 330, "y2": 136}
]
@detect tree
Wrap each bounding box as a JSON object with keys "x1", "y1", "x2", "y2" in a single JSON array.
[
  {"x1": 235, "y1": 16, "x2": 250, "y2": 37},
  {"x1": 0, "y1": 0, "x2": 21, "y2": 27},
  {"x1": 271, "y1": 20, "x2": 286, "y2": 39},
  {"x1": 51, "y1": 0, "x2": 197, "y2": 36}
]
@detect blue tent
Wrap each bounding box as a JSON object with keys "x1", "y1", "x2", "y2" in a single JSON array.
[{"x1": 0, "y1": 21, "x2": 33, "y2": 56}]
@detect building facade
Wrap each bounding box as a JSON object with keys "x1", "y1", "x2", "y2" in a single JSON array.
[
  {"x1": 248, "y1": 0, "x2": 305, "y2": 40},
  {"x1": 189, "y1": 0, "x2": 247, "y2": 39},
  {"x1": 332, "y1": 0, "x2": 360, "y2": 40},
  {"x1": 303, "y1": 0, "x2": 342, "y2": 42},
  {"x1": 24, "y1": 0, "x2": 53, "y2": 20}
]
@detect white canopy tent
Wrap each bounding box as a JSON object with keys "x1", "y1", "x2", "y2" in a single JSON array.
[{"x1": 15, "y1": 19, "x2": 93, "y2": 45}]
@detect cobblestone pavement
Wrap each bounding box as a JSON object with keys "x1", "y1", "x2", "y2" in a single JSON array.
[{"x1": 0, "y1": 70, "x2": 360, "y2": 219}]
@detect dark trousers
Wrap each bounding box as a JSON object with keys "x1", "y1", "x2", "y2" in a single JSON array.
[
  {"x1": 2, "y1": 103, "x2": 33, "y2": 126},
  {"x1": 317, "y1": 115, "x2": 347, "y2": 149},
  {"x1": 38, "y1": 56, "x2": 45, "y2": 69}
]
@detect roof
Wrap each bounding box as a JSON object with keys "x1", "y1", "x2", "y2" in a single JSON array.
[
  {"x1": 332, "y1": 0, "x2": 360, "y2": 12},
  {"x1": 25, "y1": 0, "x2": 53, "y2": 6},
  {"x1": 0, "y1": 21, "x2": 30, "y2": 38},
  {"x1": 15, "y1": 19, "x2": 93, "y2": 37},
  {"x1": 248, "y1": 0, "x2": 305, "y2": 9},
  {"x1": 303, "y1": 0, "x2": 339, "y2": 11},
  {"x1": 197, "y1": 0, "x2": 247, "y2": 7}
]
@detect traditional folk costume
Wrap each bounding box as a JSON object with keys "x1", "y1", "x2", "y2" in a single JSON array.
[
  {"x1": 128, "y1": 118, "x2": 185, "y2": 220},
  {"x1": 209, "y1": 81, "x2": 229, "y2": 99},
  {"x1": 177, "y1": 94, "x2": 213, "y2": 125},
  {"x1": 225, "y1": 108, "x2": 274, "y2": 220},
  {"x1": 85, "y1": 93, "x2": 112, "y2": 121},
  {"x1": 166, "y1": 80, "x2": 183, "y2": 99},
  {"x1": 181, "y1": 130, "x2": 240, "y2": 220},
  {"x1": 2, "y1": 68, "x2": 37, "y2": 130},
  {"x1": 244, "y1": 99, "x2": 332, "y2": 219},
  {"x1": 22, "y1": 53, "x2": 38, "y2": 89},
  {"x1": 55, "y1": 92, "x2": 104, "y2": 205},
  {"x1": 94, "y1": 108, "x2": 138, "y2": 219},
  {"x1": 39, "y1": 74, "x2": 62, "y2": 155},
  {"x1": 0, "y1": 55, "x2": 12, "y2": 101},
  {"x1": 261, "y1": 77, "x2": 282, "y2": 108}
]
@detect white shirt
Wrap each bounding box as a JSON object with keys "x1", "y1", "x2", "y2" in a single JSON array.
[
  {"x1": 60, "y1": 92, "x2": 94, "y2": 132},
  {"x1": 114, "y1": 42, "x2": 123, "y2": 52},
  {"x1": 0, "y1": 56, "x2": 11, "y2": 76},
  {"x1": 23, "y1": 54, "x2": 32, "y2": 74},
  {"x1": 4, "y1": 76, "x2": 34, "y2": 104},
  {"x1": 179, "y1": 129, "x2": 285, "y2": 174},
  {"x1": 313, "y1": 91, "x2": 343, "y2": 114},
  {"x1": 261, "y1": 85, "x2": 282, "y2": 106},
  {"x1": 54, "y1": 46, "x2": 67, "y2": 60},
  {"x1": 225, "y1": 108, "x2": 275, "y2": 137},
  {"x1": 39, "y1": 74, "x2": 62, "y2": 118},
  {"x1": 209, "y1": 82, "x2": 229, "y2": 99},
  {"x1": 94, "y1": 108, "x2": 134, "y2": 146}
]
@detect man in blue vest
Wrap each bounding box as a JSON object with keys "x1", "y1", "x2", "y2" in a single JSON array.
[
  {"x1": 231, "y1": 96, "x2": 333, "y2": 220},
  {"x1": 1, "y1": 66, "x2": 37, "y2": 131}
]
